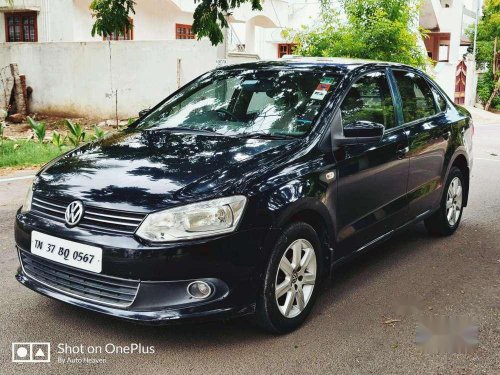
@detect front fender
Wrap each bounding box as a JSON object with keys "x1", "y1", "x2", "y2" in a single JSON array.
[{"x1": 256, "y1": 173, "x2": 336, "y2": 264}]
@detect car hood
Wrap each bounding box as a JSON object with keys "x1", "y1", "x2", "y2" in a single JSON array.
[{"x1": 35, "y1": 130, "x2": 298, "y2": 212}]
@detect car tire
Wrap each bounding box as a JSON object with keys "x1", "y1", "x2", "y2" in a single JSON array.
[
  {"x1": 424, "y1": 166, "x2": 465, "y2": 236},
  {"x1": 255, "y1": 222, "x2": 323, "y2": 333}
]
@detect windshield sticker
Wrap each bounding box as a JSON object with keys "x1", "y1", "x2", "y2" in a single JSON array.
[
  {"x1": 320, "y1": 77, "x2": 335, "y2": 85},
  {"x1": 311, "y1": 90, "x2": 328, "y2": 100},
  {"x1": 316, "y1": 83, "x2": 331, "y2": 91},
  {"x1": 296, "y1": 118, "x2": 313, "y2": 124},
  {"x1": 242, "y1": 80, "x2": 259, "y2": 85}
]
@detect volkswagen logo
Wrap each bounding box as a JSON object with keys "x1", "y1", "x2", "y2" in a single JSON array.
[{"x1": 65, "y1": 201, "x2": 84, "y2": 227}]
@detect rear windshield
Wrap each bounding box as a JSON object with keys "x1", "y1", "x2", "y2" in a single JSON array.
[{"x1": 137, "y1": 69, "x2": 339, "y2": 137}]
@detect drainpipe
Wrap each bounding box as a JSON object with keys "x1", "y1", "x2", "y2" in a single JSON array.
[{"x1": 42, "y1": 0, "x2": 50, "y2": 42}]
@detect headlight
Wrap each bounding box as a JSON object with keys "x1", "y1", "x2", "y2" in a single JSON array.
[
  {"x1": 136, "y1": 196, "x2": 247, "y2": 242},
  {"x1": 20, "y1": 184, "x2": 33, "y2": 213}
]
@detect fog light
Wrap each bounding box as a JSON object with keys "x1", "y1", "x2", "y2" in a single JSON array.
[{"x1": 187, "y1": 281, "x2": 212, "y2": 299}]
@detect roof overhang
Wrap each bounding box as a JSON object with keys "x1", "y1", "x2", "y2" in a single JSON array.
[
  {"x1": 0, "y1": 6, "x2": 40, "y2": 12},
  {"x1": 420, "y1": 0, "x2": 440, "y2": 30}
]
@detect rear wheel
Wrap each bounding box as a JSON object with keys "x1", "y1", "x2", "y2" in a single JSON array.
[
  {"x1": 424, "y1": 167, "x2": 465, "y2": 236},
  {"x1": 255, "y1": 222, "x2": 323, "y2": 333}
]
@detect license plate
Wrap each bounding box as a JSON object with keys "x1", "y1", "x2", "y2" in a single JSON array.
[{"x1": 30, "y1": 231, "x2": 102, "y2": 273}]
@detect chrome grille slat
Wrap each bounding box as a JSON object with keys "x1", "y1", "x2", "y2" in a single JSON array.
[
  {"x1": 84, "y1": 211, "x2": 143, "y2": 222},
  {"x1": 82, "y1": 216, "x2": 140, "y2": 227},
  {"x1": 33, "y1": 197, "x2": 66, "y2": 209},
  {"x1": 32, "y1": 202, "x2": 66, "y2": 215},
  {"x1": 30, "y1": 194, "x2": 146, "y2": 235},
  {"x1": 20, "y1": 250, "x2": 139, "y2": 307},
  {"x1": 79, "y1": 224, "x2": 134, "y2": 235}
]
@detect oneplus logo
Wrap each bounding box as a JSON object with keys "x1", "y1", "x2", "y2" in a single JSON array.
[{"x1": 12, "y1": 342, "x2": 51, "y2": 363}]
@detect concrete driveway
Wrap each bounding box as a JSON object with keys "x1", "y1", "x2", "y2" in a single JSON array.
[{"x1": 0, "y1": 121, "x2": 499, "y2": 374}]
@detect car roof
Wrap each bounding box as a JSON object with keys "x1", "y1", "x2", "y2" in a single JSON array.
[{"x1": 221, "y1": 56, "x2": 412, "y2": 72}]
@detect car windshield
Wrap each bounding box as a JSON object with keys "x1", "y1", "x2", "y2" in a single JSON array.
[{"x1": 137, "y1": 68, "x2": 339, "y2": 137}]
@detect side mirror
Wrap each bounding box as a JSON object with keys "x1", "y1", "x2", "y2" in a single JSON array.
[
  {"x1": 331, "y1": 117, "x2": 384, "y2": 150},
  {"x1": 343, "y1": 120, "x2": 384, "y2": 139},
  {"x1": 138, "y1": 108, "x2": 150, "y2": 118}
]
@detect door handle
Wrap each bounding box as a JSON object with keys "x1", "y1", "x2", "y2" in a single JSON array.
[{"x1": 442, "y1": 131, "x2": 451, "y2": 140}]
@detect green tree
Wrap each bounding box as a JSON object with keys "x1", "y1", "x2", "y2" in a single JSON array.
[
  {"x1": 283, "y1": 0, "x2": 429, "y2": 68},
  {"x1": 468, "y1": 0, "x2": 500, "y2": 110},
  {"x1": 89, "y1": 0, "x2": 262, "y2": 46}
]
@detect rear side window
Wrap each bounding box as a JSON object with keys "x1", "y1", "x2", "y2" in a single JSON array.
[
  {"x1": 340, "y1": 71, "x2": 396, "y2": 129},
  {"x1": 431, "y1": 87, "x2": 448, "y2": 112},
  {"x1": 393, "y1": 70, "x2": 437, "y2": 123}
]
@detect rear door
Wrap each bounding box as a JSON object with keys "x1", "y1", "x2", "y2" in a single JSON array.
[
  {"x1": 335, "y1": 70, "x2": 410, "y2": 257},
  {"x1": 390, "y1": 69, "x2": 451, "y2": 219}
]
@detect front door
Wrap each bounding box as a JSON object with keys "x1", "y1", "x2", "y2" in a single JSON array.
[{"x1": 335, "y1": 70, "x2": 410, "y2": 257}]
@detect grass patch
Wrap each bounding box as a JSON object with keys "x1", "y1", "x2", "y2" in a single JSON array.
[{"x1": 0, "y1": 140, "x2": 68, "y2": 168}]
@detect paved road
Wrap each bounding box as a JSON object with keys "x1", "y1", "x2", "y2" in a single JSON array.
[{"x1": 1, "y1": 124, "x2": 499, "y2": 375}]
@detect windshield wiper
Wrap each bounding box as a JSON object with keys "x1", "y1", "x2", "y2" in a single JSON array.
[
  {"x1": 147, "y1": 127, "x2": 222, "y2": 135},
  {"x1": 236, "y1": 132, "x2": 298, "y2": 140}
]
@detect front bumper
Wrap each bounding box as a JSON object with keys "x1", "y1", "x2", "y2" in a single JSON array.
[
  {"x1": 16, "y1": 265, "x2": 255, "y2": 323},
  {"x1": 15, "y1": 210, "x2": 279, "y2": 323}
]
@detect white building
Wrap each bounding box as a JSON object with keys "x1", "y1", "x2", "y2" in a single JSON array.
[
  {"x1": 420, "y1": 0, "x2": 481, "y2": 106},
  {"x1": 0, "y1": 0, "x2": 480, "y2": 118},
  {"x1": 0, "y1": 0, "x2": 297, "y2": 117},
  {"x1": 0, "y1": 0, "x2": 293, "y2": 59}
]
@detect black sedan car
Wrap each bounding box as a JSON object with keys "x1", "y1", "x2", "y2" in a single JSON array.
[{"x1": 15, "y1": 58, "x2": 473, "y2": 333}]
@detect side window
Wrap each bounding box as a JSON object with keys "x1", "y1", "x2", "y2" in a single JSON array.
[
  {"x1": 340, "y1": 71, "x2": 395, "y2": 129},
  {"x1": 393, "y1": 70, "x2": 437, "y2": 123},
  {"x1": 431, "y1": 87, "x2": 448, "y2": 112}
]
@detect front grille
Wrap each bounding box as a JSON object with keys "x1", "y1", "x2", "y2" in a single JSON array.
[
  {"x1": 20, "y1": 250, "x2": 139, "y2": 308},
  {"x1": 30, "y1": 195, "x2": 146, "y2": 234}
]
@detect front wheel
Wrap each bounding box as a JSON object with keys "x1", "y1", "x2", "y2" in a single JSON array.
[
  {"x1": 255, "y1": 222, "x2": 323, "y2": 333},
  {"x1": 424, "y1": 166, "x2": 465, "y2": 236}
]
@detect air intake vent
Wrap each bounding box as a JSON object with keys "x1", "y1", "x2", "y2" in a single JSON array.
[{"x1": 20, "y1": 250, "x2": 139, "y2": 308}]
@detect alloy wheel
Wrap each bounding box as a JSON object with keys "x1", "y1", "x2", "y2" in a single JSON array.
[
  {"x1": 275, "y1": 239, "x2": 317, "y2": 318},
  {"x1": 446, "y1": 177, "x2": 463, "y2": 226}
]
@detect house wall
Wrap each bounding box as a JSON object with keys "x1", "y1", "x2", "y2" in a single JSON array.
[
  {"x1": 45, "y1": 0, "x2": 75, "y2": 41},
  {"x1": 256, "y1": 27, "x2": 288, "y2": 59},
  {"x1": 464, "y1": 58, "x2": 477, "y2": 106},
  {"x1": 0, "y1": 0, "x2": 76, "y2": 42},
  {"x1": 0, "y1": 0, "x2": 289, "y2": 58},
  {"x1": 72, "y1": 0, "x2": 101, "y2": 42},
  {"x1": 434, "y1": 62, "x2": 457, "y2": 100},
  {"x1": 0, "y1": 40, "x2": 218, "y2": 118},
  {"x1": 420, "y1": 0, "x2": 480, "y2": 105},
  {"x1": 0, "y1": 13, "x2": 3, "y2": 43},
  {"x1": 72, "y1": 0, "x2": 195, "y2": 42}
]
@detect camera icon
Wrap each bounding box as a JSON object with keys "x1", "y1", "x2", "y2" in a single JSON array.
[{"x1": 12, "y1": 342, "x2": 50, "y2": 363}]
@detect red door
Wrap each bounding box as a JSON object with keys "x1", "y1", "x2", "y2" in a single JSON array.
[{"x1": 454, "y1": 60, "x2": 467, "y2": 105}]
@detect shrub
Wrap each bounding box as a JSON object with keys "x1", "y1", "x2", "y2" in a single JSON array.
[
  {"x1": 51, "y1": 131, "x2": 65, "y2": 150},
  {"x1": 91, "y1": 125, "x2": 107, "y2": 141},
  {"x1": 27, "y1": 116, "x2": 46, "y2": 143},
  {"x1": 65, "y1": 119, "x2": 86, "y2": 146}
]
